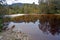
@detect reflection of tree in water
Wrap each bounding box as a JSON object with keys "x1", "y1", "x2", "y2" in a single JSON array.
[
  {"x1": 49, "y1": 18, "x2": 60, "y2": 35},
  {"x1": 38, "y1": 15, "x2": 60, "y2": 35},
  {"x1": 9, "y1": 15, "x2": 40, "y2": 23},
  {"x1": 4, "y1": 14, "x2": 60, "y2": 35},
  {"x1": 39, "y1": 21, "x2": 50, "y2": 34}
]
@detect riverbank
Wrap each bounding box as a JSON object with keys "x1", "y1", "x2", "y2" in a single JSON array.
[
  {"x1": 4, "y1": 14, "x2": 25, "y2": 18},
  {"x1": 4, "y1": 14, "x2": 60, "y2": 18}
]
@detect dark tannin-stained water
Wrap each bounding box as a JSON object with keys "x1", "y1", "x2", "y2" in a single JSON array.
[{"x1": 4, "y1": 15, "x2": 60, "y2": 40}]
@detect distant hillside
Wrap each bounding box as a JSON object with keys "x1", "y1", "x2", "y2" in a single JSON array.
[
  {"x1": 9, "y1": 3, "x2": 23, "y2": 7},
  {"x1": 7, "y1": 3, "x2": 38, "y2": 7}
]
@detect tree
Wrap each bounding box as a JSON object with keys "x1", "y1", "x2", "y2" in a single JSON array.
[
  {"x1": 0, "y1": 0, "x2": 8, "y2": 15},
  {"x1": 0, "y1": 0, "x2": 7, "y2": 32},
  {"x1": 38, "y1": 0, "x2": 60, "y2": 14},
  {"x1": 38, "y1": 0, "x2": 49, "y2": 14}
]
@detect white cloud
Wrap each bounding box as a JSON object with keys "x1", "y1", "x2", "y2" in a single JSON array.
[{"x1": 6, "y1": 0, "x2": 38, "y2": 5}]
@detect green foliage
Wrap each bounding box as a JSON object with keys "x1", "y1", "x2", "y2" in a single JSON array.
[
  {"x1": 0, "y1": 4, "x2": 8, "y2": 15},
  {"x1": 39, "y1": 0, "x2": 60, "y2": 14},
  {"x1": 0, "y1": 0, "x2": 60, "y2": 14},
  {"x1": 0, "y1": 18, "x2": 3, "y2": 32},
  {"x1": 0, "y1": 3, "x2": 39, "y2": 14},
  {"x1": 39, "y1": 3, "x2": 49, "y2": 14},
  {"x1": 0, "y1": 0, "x2": 7, "y2": 32}
]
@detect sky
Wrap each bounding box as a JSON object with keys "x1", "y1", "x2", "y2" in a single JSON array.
[{"x1": 6, "y1": 0, "x2": 39, "y2": 5}]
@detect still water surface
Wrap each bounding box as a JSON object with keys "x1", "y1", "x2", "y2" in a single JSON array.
[{"x1": 5, "y1": 15, "x2": 60, "y2": 40}]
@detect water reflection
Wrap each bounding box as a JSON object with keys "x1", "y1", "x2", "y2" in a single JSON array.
[
  {"x1": 38, "y1": 15, "x2": 60, "y2": 35},
  {"x1": 4, "y1": 15, "x2": 60, "y2": 40}
]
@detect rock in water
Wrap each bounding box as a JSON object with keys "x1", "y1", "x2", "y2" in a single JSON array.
[{"x1": 0, "y1": 28, "x2": 30, "y2": 40}]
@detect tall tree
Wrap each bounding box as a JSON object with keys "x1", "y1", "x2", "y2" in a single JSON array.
[
  {"x1": 38, "y1": 0, "x2": 60, "y2": 14},
  {"x1": 0, "y1": 0, "x2": 8, "y2": 32}
]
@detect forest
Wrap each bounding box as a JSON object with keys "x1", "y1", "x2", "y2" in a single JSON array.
[{"x1": 0, "y1": 0, "x2": 60, "y2": 15}]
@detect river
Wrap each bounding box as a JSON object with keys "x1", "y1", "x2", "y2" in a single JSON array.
[{"x1": 3, "y1": 14, "x2": 60, "y2": 40}]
